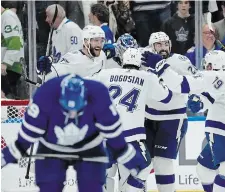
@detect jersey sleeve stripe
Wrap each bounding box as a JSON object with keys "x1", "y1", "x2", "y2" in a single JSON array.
[
  {"x1": 181, "y1": 76, "x2": 190, "y2": 93},
  {"x1": 95, "y1": 119, "x2": 121, "y2": 131},
  {"x1": 22, "y1": 120, "x2": 45, "y2": 134},
  {"x1": 100, "y1": 124, "x2": 123, "y2": 138},
  {"x1": 160, "y1": 89, "x2": 172, "y2": 104},
  {"x1": 19, "y1": 128, "x2": 38, "y2": 143},
  {"x1": 157, "y1": 63, "x2": 170, "y2": 77}
]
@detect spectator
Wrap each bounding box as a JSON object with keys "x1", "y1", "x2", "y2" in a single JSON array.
[
  {"x1": 130, "y1": 0, "x2": 171, "y2": 47},
  {"x1": 89, "y1": 3, "x2": 114, "y2": 43},
  {"x1": 109, "y1": 1, "x2": 135, "y2": 40},
  {"x1": 1, "y1": 4, "x2": 24, "y2": 99},
  {"x1": 45, "y1": 4, "x2": 82, "y2": 63},
  {"x1": 162, "y1": 0, "x2": 195, "y2": 55},
  {"x1": 213, "y1": 1, "x2": 225, "y2": 42},
  {"x1": 185, "y1": 24, "x2": 221, "y2": 66}
]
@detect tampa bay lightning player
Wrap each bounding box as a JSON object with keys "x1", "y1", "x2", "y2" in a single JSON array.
[
  {"x1": 1, "y1": 74, "x2": 146, "y2": 192},
  {"x1": 142, "y1": 31, "x2": 198, "y2": 192},
  {"x1": 145, "y1": 50, "x2": 225, "y2": 192}
]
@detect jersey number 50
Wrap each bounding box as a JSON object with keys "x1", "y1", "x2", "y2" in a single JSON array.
[{"x1": 109, "y1": 85, "x2": 140, "y2": 113}]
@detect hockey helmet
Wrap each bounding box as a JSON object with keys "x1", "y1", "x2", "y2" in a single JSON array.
[
  {"x1": 59, "y1": 74, "x2": 87, "y2": 112},
  {"x1": 148, "y1": 32, "x2": 172, "y2": 54},
  {"x1": 116, "y1": 33, "x2": 138, "y2": 59},
  {"x1": 122, "y1": 48, "x2": 142, "y2": 68},
  {"x1": 203, "y1": 50, "x2": 225, "y2": 71}
]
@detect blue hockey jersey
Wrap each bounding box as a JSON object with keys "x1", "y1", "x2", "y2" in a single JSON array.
[
  {"x1": 185, "y1": 44, "x2": 221, "y2": 66},
  {"x1": 101, "y1": 24, "x2": 114, "y2": 44},
  {"x1": 16, "y1": 75, "x2": 127, "y2": 162}
]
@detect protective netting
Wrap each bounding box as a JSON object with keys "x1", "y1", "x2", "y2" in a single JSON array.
[{"x1": 1, "y1": 100, "x2": 30, "y2": 168}]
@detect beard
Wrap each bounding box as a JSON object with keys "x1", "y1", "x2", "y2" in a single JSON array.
[
  {"x1": 158, "y1": 50, "x2": 170, "y2": 59},
  {"x1": 89, "y1": 45, "x2": 101, "y2": 57}
]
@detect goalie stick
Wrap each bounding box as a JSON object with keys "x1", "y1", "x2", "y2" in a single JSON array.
[{"x1": 25, "y1": 4, "x2": 59, "y2": 179}]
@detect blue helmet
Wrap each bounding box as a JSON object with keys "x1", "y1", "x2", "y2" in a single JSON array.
[
  {"x1": 59, "y1": 75, "x2": 87, "y2": 111},
  {"x1": 116, "y1": 33, "x2": 138, "y2": 60}
]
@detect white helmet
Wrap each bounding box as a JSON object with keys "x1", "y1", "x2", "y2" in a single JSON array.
[
  {"x1": 82, "y1": 25, "x2": 105, "y2": 43},
  {"x1": 122, "y1": 48, "x2": 142, "y2": 68},
  {"x1": 203, "y1": 50, "x2": 225, "y2": 71},
  {"x1": 148, "y1": 32, "x2": 171, "y2": 54}
]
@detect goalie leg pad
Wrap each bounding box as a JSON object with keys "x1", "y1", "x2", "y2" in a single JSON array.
[{"x1": 106, "y1": 164, "x2": 118, "y2": 192}]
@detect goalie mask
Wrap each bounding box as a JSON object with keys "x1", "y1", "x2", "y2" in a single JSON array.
[
  {"x1": 202, "y1": 50, "x2": 225, "y2": 71},
  {"x1": 149, "y1": 32, "x2": 171, "y2": 59},
  {"x1": 59, "y1": 74, "x2": 87, "y2": 114},
  {"x1": 116, "y1": 33, "x2": 138, "y2": 61},
  {"x1": 82, "y1": 25, "x2": 106, "y2": 57}
]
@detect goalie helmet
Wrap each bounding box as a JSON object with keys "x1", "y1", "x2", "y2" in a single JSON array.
[
  {"x1": 82, "y1": 25, "x2": 105, "y2": 44},
  {"x1": 122, "y1": 48, "x2": 141, "y2": 68},
  {"x1": 59, "y1": 74, "x2": 87, "y2": 112},
  {"x1": 148, "y1": 32, "x2": 172, "y2": 55},
  {"x1": 203, "y1": 50, "x2": 225, "y2": 71},
  {"x1": 116, "y1": 33, "x2": 138, "y2": 59}
]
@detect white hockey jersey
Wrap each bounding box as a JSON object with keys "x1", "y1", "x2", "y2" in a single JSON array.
[
  {"x1": 45, "y1": 50, "x2": 106, "y2": 81},
  {"x1": 145, "y1": 54, "x2": 199, "y2": 120},
  {"x1": 159, "y1": 66, "x2": 225, "y2": 136},
  {"x1": 93, "y1": 68, "x2": 172, "y2": 142},
  {"x1": 48, "y1": 18, "x2": 82, "y2": 63}
]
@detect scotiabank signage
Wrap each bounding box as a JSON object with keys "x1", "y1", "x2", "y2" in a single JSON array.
[{"x1": 1, "y1": 119, "x2": 205, "y2": 192}]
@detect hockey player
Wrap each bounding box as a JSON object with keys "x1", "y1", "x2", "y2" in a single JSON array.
[
  {"x1": 93, "y1": 48, "x2": 173, "y2": 192},
  {"x1": 142, "y1": 31, "x2": 199, "y2": 192},
  {"x1": 45, "y1": 4, "x2": 82, "y2": 63},
  {"x1": 1, "y1": 74, "x2": 146, "y2": 192},
  {"x1": 106, "y1": 33, "x2": 139, "y2": 69},
  {"x1": 146, "y1": 50, "x2": 225, "y2": 192},
  {"x1": 37, "y1": 25, "x2": 107, "y2": 81}
]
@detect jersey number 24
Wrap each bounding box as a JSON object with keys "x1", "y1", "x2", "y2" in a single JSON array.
[{"x1": 109, "y1": 85, "x2": 140, "y2": 113}]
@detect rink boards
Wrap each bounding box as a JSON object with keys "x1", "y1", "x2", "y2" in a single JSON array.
[{"x1": 1, "y1": 117, "x2": 206, "y2": 192}]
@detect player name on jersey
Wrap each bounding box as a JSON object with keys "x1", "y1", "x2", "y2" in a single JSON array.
[{"x1": 110, "y1": 75, "x2": 144, "y2": 86}]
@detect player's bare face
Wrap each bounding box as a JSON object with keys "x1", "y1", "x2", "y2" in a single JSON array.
[
  {"x1": 89, "y1": 37, "x2": 105, "y2": 57},
  {"x1": 154, "y1": 41, "x2": 170, "y2": 59}
]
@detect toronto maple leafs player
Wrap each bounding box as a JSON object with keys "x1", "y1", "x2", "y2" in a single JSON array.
[
  {"x1": 147, "y1": 50, "x2": 225, "y2": 192},
  {"x1": 141, "y1": 31, "x2": 199, "y2": 192},
  {"x1": 1, "y1": 74, "x2": 146, "y2": 192},
  {"x1": 93, "y1": 48, "x2": 173, "y2": 192},
  {"x1": 37, "y1": 25, "x2": 106, "y2": 81},
  {"x1": 106, "y1": 33, "x2": 139, "y2": 69}
]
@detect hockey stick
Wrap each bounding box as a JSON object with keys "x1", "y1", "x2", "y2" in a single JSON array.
[
  {"x1": 25, "y1": 5, "x2": 59, "y2": 179},
  {"x1": 21, "y1": 58, "x2": 41, "y2": 87},
  {"x1": 26, "y1": 153, "x2": 108, "y2": 163},
  {"x1": 206, "y1": 12, "x2": 225, "y2": 51}
]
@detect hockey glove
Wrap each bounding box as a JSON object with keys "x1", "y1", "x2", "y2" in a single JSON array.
[
  {"x1": 103, "y1": 43, "x2": 116, "y2": 59},
  {"x1": 141, "y1": 51, "x2": 163, "y2": 69},
  {"x1": 1, "y1": 143, "x2": 22, "y2": 168},
  {"x1": 37, "y1": 56, "x2": 53, "y2": 74},
  {"x1": 187, "y1": 94, "x2": 204, "y2": 113},
  {"x1": 117, "y1": 144, "x2": 146, "y2": 176}
]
